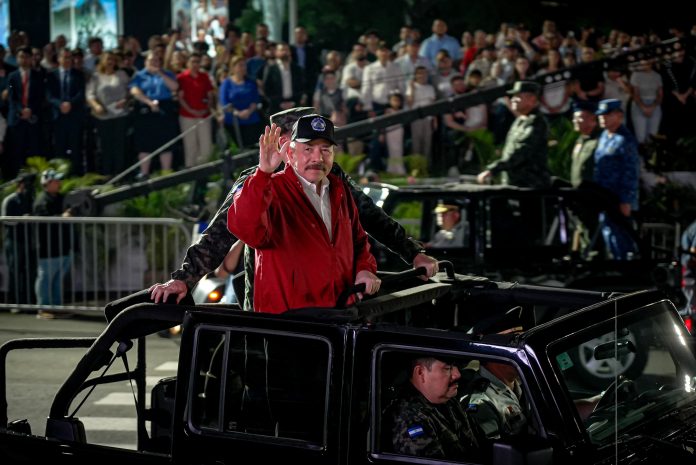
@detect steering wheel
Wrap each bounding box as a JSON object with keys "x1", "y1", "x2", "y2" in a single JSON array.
[{"x1": 592, "y1": 375, "x2": 638, "y2": 413}]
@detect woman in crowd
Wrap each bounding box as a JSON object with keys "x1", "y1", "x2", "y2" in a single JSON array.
[
  {"x1": 86, "y1": 51, "x2": 131, "y2": 176},
  {"x1": 537, "y1": 49, "x2": 571, "y2": 118},
  {"x1": 129, "y1": 51, "x2": 180, "y2": 179},
  {"x1": 630, "y1": 59, "x2": 663, "y2": 144},
  {"x1": 218, "y1": 56, "x2": 262, "y2": 148},
  {"x1": 406, "y1": 65, "x2": 436, "y2": 160},
  {"x1": 177, "y1": 52, "x2": 215, "y2": 167}
]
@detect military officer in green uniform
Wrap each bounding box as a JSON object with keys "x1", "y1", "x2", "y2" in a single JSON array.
[
  {"x1": 477, "y1": 80, "x2": 551, "y2": 188},
  {"x1": 570, "y1": 101, "x2": 600, "y2": 187},
  {"x1": 428, "y1": 202, "x2": 467, "y2": 248},
  {"x1": 388, "y1": 356, "x2": 485, "y2": 461}
]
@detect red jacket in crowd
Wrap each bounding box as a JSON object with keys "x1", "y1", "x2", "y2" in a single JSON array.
[{"x1": 228, "y1": 166, "x2": 377, "y2": 313}]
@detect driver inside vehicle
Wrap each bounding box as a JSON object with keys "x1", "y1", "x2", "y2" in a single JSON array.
[
  {"x1": 387, "y1": 355, "x2": 487, "y2": 462},
  {"x1": 427, "y1": 202, "x2": 467, "y2": 249}
]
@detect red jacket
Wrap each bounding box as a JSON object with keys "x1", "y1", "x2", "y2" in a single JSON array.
[{"x1": 228, "y1": 166, "x2": 377, "y2": 313}]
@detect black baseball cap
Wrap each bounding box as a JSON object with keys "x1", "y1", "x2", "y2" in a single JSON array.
[{"x1": 291, "y1": 114, "x2": 337, "y2": 146}]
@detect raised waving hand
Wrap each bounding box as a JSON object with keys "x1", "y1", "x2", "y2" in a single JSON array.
[{"x1": 258, "y1": 124, "x2": 289, "y2": 174}]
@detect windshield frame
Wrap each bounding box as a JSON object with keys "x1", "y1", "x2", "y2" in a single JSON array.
[{"x1": 545, "y1": 300, "x2": 696, "y2": 449}]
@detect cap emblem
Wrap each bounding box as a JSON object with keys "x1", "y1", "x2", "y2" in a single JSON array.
[{"x1": 311, "y1": 117, "x2": 326, "y2": 132}]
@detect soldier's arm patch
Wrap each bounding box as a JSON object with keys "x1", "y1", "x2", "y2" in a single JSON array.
[{"x1": 407, "y1": 425, "x2": 425, "y2": 438}]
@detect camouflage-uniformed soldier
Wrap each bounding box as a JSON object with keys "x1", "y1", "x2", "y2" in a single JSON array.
[
  {"x1": 461, "y1": 364, "x2": 528, "y2": 439},
  {"x1": 388, "y1": 357, "x2": 484, "y2": 462},
  {"x1": 477, "y1": 81, "x2": 551, "y2": 188},
  {"x1": 570, "y1": 101, "x2": 600, "y2": 187},
  {"x1": 149, "y1": 107, "x2": 439, "y2": 307}
]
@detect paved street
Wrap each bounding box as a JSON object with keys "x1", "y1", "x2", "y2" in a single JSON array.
[{"x1": 0, "y1": 311, "x2": 181, "y2": 449}]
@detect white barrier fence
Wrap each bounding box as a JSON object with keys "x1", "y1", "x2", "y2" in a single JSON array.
[{"x1": 0, "y1": 216, "x2": 191, "y2": 314}]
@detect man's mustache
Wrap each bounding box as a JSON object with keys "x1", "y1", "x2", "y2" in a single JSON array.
[{"x1": 306, "y1": 163, "x2": 328, "y2": 171}]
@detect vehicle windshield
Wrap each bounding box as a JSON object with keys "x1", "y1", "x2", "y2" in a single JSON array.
[{"x1": 549, "y1": 302, "x2": 696, "y2": 446}]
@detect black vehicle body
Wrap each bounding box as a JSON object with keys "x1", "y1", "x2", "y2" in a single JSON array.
[
  {"x1": 365, "y1": 183, "x2": 681, "y2": 300},
  {"x1": 2, "y1": 271, "x2": 696, "y2": 465}
]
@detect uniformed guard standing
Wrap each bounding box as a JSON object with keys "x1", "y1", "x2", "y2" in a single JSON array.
[
  {"x1": 477, "y1": 80, "x2": 551, "y2": 188},
  {"x1": 593, "y1": 98, "x2": 640, "y2": 260},
  {"x1": 570, "y1": 101, "x2": 600, "y2": 188}
]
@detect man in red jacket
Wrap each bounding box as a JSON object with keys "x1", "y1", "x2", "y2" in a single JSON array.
[{"x1": 228, "y1": 114, "x2": 380, "y2": 313}]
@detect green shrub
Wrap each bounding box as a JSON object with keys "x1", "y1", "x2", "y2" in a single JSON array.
[
  {"x1": 403, "y1": 154, "x2": 429, "y2": 177},
  {"x1": 547, "y1": 118, "x2": 578, "y2": 180},
  {"x1": 334, "y1": 153, "x2": 365, "y2": 175}
]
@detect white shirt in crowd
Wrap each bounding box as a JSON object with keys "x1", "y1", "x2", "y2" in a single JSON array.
[
  {"x1": 295, "y1": 168, "x2": 332, "y2": 240},
  {"x1": 361, "y1": 60, "x2": 403, "y2": 110}
]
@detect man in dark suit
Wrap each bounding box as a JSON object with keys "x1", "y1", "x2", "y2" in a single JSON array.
[
  {"x1": 46, "y1": 48, "x2": 86, "y2": 175},
  {"x1": 291, "y1": 27, "x2": 320, "y2": 101},
  {"x1": 0, "y1": 45, "x2": 18, "y2": 158},
  {"x1": 3, "y1": 47, "x2": 44, "y2": 180},
  {"x1": 262, "y1": 42, "x2": 305, "y2": 115}
]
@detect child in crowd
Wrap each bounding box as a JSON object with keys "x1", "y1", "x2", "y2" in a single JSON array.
[
  {"x1": 406, "y1": 66, "x2": 436, "y2": 160},
  {"x1": 384, "y1": 91, "x2": 406, "y2": 175}
]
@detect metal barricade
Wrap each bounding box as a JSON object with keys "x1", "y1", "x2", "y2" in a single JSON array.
[{"x1": 0, "y1": 216, "x2": 191, "y2": 314}]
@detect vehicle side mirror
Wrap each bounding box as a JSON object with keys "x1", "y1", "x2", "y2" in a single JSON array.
[
  {"x1": 7, "y1": 418, "x2": 31, "y2": 435},
  {"x1": 493, "y1": 436, "x2": 553, "y2": 465},
  {"x1": 593, "y1": 339, "x2": 636, "y2": 361}
]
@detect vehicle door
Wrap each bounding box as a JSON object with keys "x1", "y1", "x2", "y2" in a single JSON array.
[
  {"x1": 175, "y1": 310, "x2": 347, "y2": 465},
  {"x1": 348, "y1": 328, "x2": 551, "y2": 465}
]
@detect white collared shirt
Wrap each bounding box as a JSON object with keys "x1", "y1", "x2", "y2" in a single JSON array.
[{"x1": 295, "y1": 168, "x2": 332, "y2": 240}]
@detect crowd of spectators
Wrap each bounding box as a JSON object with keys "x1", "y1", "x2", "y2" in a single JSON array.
[{"x1": 0, "y1": 20, "x2": 695, "y2": 182}]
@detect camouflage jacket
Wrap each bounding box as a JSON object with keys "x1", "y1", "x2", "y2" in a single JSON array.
[
  {"x1": 388, "y1": 385, "x2": 483, "y2": 462},
  {"x1": 462, "y1": 366, "x2": 528, "y2": 439},
  {"x1": 171, "y1": 164, "x2": 423, "y2": 300},
  {"x1": 487, "y1": 109, "x2": 551, "y2": 188}
]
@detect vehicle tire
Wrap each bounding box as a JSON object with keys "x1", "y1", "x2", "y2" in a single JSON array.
[{"x1": 570, "y1": 330, "x2": 648, "y2": 390}]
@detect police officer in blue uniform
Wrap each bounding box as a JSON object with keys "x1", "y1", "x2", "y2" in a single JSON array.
[{"x1": 593, "y1": 98, "x2": 640, "y2": 260}]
